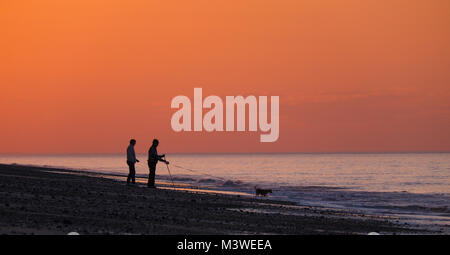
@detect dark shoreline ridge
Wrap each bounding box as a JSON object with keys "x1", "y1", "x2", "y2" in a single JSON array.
[{"x1": 0, "y1": 163, "x2": 428, "y2": 234}]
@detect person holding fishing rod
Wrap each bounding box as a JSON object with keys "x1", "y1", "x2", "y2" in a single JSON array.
[{"x1": 147, "y1": 139, "x2": 169, "y2": 188}]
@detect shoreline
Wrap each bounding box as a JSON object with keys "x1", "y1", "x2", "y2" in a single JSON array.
[{"x1": 0, "y1": 163, "x2": 434, "y2": 234}]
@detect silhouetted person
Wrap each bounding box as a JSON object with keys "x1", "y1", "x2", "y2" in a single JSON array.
[
  {"x1": 147, "y1": 139, "x2": 169, "y2": 188},
  {"x1": 126, "y1": 139, "x2": 139, "y2": 184}
]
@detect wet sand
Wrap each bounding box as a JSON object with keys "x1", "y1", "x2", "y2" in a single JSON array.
[{"x1": 0, "y1": 163, "x2": 428, "y2": 235}]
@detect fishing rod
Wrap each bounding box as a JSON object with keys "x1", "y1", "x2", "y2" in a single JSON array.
[
  {"x1": 171, "y1": 164, "x2": 226, "y2": 181},
  {"x1": 162, "y1": 155, "x2": 226, "y2": 182},
  {"x1": 162, "y1": 156, "x2": 175, "y2": 188}
]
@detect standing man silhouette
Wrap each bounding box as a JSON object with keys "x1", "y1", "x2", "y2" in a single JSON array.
[
  {"x1": 147, "y1": 139, "x2": 169, "y2": 188},
  {"x1": 126, "y1": 139, "x2": 139, "y2": 184}
]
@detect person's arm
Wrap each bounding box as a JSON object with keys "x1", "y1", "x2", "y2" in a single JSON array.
[
  {"x1": 149, "y1": 148, "x2": 164, "y2": 163},
  {"x1": 133, "y1": 148, "x2": 139, "y2": 162},
  {"x1": 157, "y1": 154, "x2": 169, "y2": 164}
]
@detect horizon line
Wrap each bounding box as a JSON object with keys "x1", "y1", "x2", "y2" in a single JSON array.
[{"x1": 1, "y1": 151, "x2": 450, "y2": 156}]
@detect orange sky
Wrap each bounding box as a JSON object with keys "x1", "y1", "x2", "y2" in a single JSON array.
[{"x1": 1, "y1": 0, "x2": 450, "y2": 154}]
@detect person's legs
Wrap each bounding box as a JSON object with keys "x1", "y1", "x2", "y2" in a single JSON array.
[
  {"x1": 131, "y1": 164, "x2": 136, "y2": 184},
  {"x1": 127, "y1": 161, "x2": 136, "y2": 184},
  {"x1": 127, "y1": 161, "x2": 131, "y2": 184},
  {"x1": 148, "y1": 162, "x2": 156, "y2": 187}
]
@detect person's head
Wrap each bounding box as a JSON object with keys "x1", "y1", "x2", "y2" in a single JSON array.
[
  {"x1": 130, "y1": 139, "x2": 136, "y2": 145},
  {"x1": 152, "y1": 139, "x2": 159, "y2": 147}
]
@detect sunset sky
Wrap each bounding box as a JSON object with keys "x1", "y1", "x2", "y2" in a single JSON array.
[{"x1": 1, "y1": 0, "x2": 449, "y2": 154}]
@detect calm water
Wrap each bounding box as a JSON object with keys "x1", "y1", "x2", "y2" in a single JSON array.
[{"x1": 1, "y1": 153, "x2": 449, "y2": 229}]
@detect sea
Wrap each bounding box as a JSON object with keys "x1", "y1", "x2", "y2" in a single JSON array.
[{"x1": 1, "y1": 153, "x2": 449, "y2": 231}]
